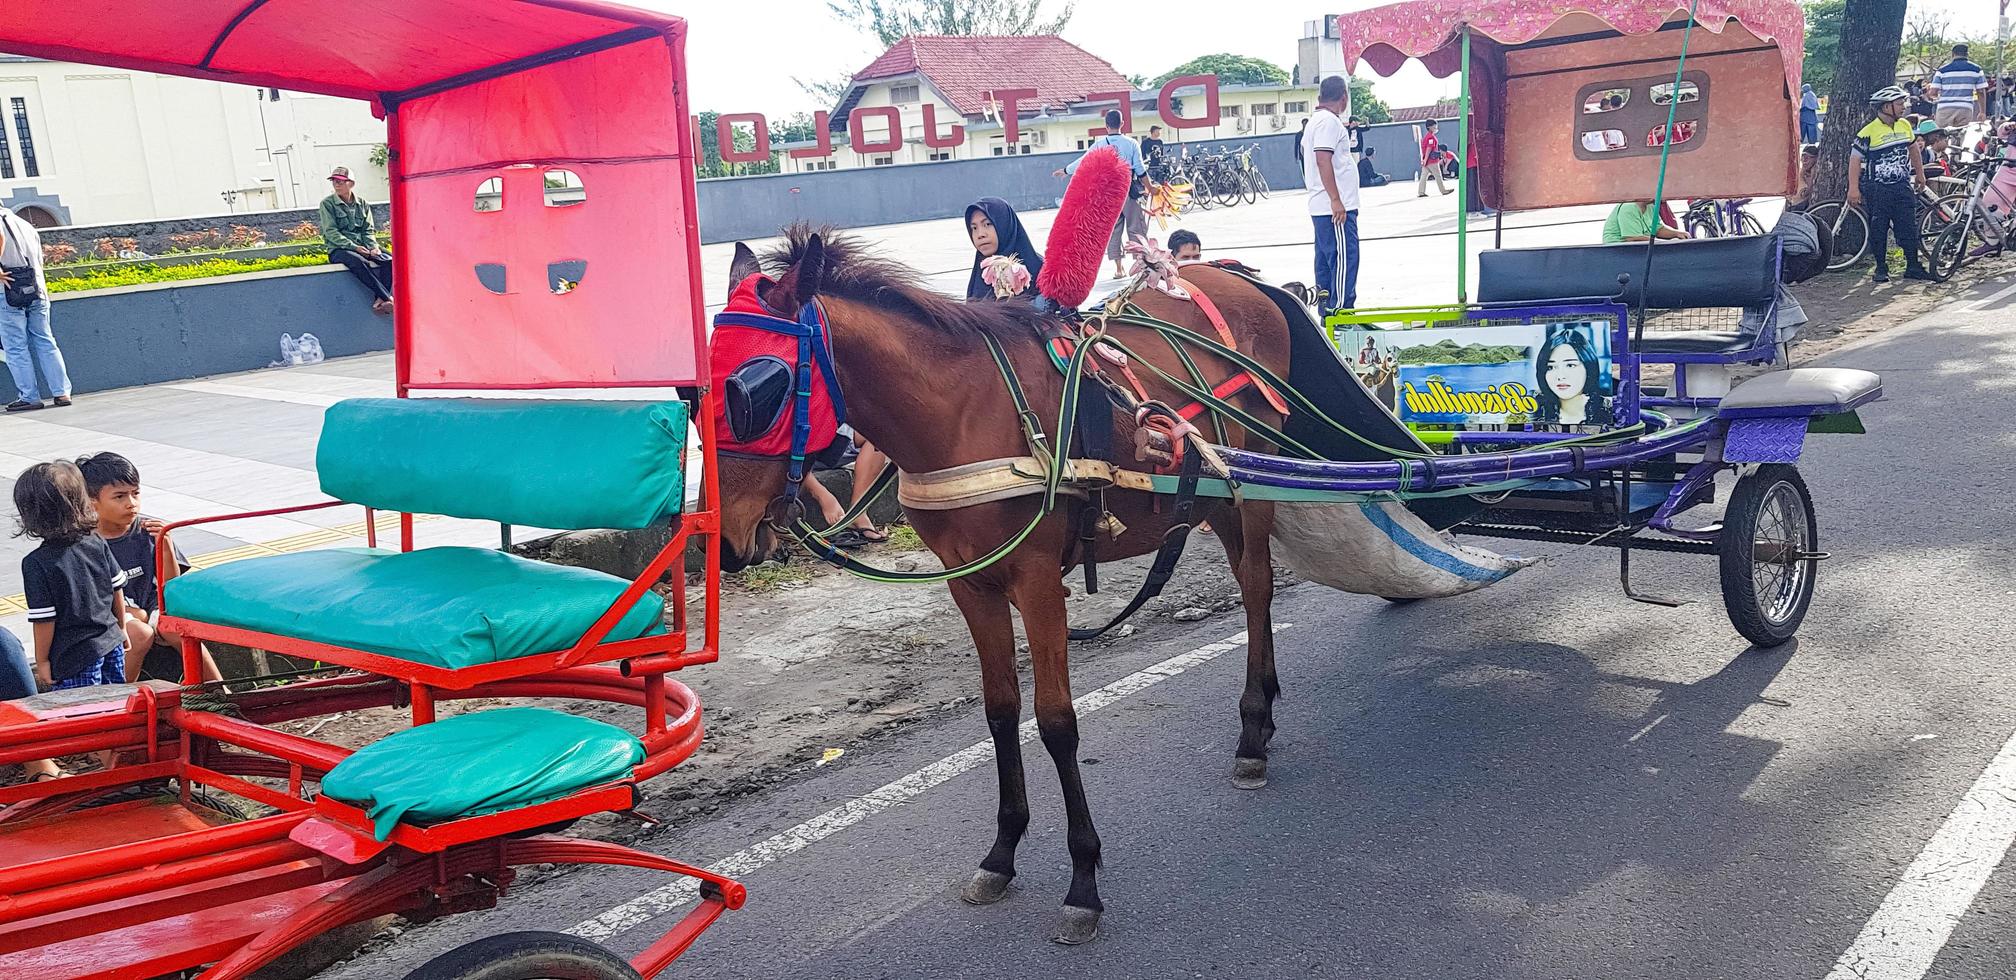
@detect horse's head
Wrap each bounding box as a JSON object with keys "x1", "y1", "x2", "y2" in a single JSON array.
[{"x1": 713, "y1": 234, "x2": 828, "y2": 572}]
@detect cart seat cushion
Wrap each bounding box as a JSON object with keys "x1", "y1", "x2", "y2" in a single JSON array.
[
  {"x1": 321, "y1": 707, "x2": 645, "y2": 839},
  {"x1": 317, "y1": 398, "x2": 687, "y2": 531},
  {"x1": 1719, "y1": 368, "x2": 1882, "y2": 416},
  {"x1": 1477, "y1": 236, "x2": 1776, "y2": 310},
  {"x1": 1635, "y1": 330, "x2": 1756, "y2": 355},
  {"x1": 162, "y1": 547, "x2": 665, "y2": 669}
]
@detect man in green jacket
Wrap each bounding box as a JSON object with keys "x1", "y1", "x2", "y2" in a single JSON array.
[{"x1": 320, "y1": 167, "x2": 393, "y2": 314}]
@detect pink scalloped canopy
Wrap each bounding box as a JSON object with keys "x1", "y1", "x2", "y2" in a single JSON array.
[{"x1": 1339, "y1": 0, "x2": 1804, "y2": 90}]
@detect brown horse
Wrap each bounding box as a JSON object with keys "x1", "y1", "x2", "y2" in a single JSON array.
[{"x1": 715, "y1": 227, "x2": 1297, "y2": 944}]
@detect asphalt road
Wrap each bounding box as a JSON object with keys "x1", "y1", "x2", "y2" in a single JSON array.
[{"x1": 329, "y1": 277, "x2": 2016, "y2": 980}]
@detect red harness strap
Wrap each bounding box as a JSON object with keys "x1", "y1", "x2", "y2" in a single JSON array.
[{"x1": 1169, "y1": 277, "x2": 1292, "y2": 418}]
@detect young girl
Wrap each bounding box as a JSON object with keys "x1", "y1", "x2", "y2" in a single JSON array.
[{"x1": 16, "y1": 460, "x2": 130, "y2": 693}]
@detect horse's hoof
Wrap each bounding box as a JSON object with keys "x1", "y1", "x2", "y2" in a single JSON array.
[
  {"x1": 1231, "y1": 757, "x2": 1269, "y2": 790},
  {"x1": 960, "y1": 869, "x2": 1014, "y2": 906},
  {"x1": 1051, "y1": 904, "x2": 1102, "y2": 945}
]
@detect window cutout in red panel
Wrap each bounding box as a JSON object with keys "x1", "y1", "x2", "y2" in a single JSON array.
[{"x1": 475, "y1": 177, "x2": 502, "y2": 212}]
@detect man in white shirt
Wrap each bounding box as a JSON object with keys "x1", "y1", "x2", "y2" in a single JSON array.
[
  {"x1": 1301, "y1": 75, "x2": 1361, "y2": 311},
  {"x1": 0, "y1": 207, "x2": 71, "y2": 413}
]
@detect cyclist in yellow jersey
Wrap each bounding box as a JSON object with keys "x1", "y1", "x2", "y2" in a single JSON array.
[{"x1": 1847, "y1": 85, "x2": 1933, "y2": 282}]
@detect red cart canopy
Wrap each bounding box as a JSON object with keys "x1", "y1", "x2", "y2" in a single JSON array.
[{"x1": 0, "y1": 0, "x2": 706, "y2": 390}]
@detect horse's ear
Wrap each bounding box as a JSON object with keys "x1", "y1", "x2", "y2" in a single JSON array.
[
  {"x1": 727, "y1": 243, "x2": 760, "y2": 300},
  {"x1": 788, "y1": 234, "x2": 826, "y2": 310}
]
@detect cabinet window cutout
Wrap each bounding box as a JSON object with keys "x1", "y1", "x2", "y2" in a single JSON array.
[
  {"x1": 1651, "y1": 81, "x2": 1700, "y2": 106},
  {"x1": 1582, "y1": 129, "x2": 1628, "y2": 153},
  {"x1": 1583, "y1": 89, "x2": 1630, "y2": 113}
]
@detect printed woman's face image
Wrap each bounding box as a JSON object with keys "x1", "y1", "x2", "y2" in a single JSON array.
[{"x1": 1545, "y1": 344, "x2": 1587, "y2": 400}]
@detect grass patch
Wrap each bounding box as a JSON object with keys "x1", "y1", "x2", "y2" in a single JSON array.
[
  {"x1": 48, "y1": 253, "x2": 333, "y2": 293},
  {"x1": 730, "y1": 561, "x2": 814, "y2": 592},
  {"x1": 884, "y1": 523, "x2": 924, "y2": 551}
]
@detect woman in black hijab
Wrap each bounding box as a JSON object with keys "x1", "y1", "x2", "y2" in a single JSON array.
[{"x1": 964, "y1": 197, "x2": 1043, "y2": 301}]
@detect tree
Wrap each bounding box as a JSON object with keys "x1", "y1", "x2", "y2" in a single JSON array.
[
  {"x1": 1348, "y1": 78, "x2": 1390, "y2": 124},
  {"x1": 1153, "y1": 54, "x2": 1290, "y2": 88},
  {"x1": 1802, "y1": 0, "x2": 1845, "y2": 95},
  {"x1": 827, "y1": 0, "x2": 1074, "y2": 48},
  {"x1": 1812, "y1": 0, "x2": 1908, "y2": 203}
]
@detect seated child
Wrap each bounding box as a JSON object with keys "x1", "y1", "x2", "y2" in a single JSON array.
[
  {"x1": 75, "y1": 453, "x2": 223, "y2": 684},
  {"x1": 1168, "y1": 229, "x2": 1202, "y2": 263},
  {"x1": 16, "y1": 460, "x2": 132, "y2": 779}
]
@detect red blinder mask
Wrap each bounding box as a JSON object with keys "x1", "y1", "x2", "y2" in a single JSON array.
[{"x1": 710, "y1": 275, "x2": 846, "y2": 468}]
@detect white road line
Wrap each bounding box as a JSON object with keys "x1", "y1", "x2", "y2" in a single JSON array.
[
  {"x1": 1822, "y1": 727, "x2": 2016, "y2": 980},
  {"x1": 1966, "y1": 280, "x2": 2016, "y2": 312},
  {"x1": 570, "y1": 623, "x2": 1290, "y2": 941}
]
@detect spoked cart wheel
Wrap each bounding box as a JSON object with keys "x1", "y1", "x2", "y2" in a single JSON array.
[
  {"x1": 1717, "y1": 464, "x2": 1820, "y2": 648},
  {"x1": 400, "y1": 931, "x2": 643, "y2": 980}
]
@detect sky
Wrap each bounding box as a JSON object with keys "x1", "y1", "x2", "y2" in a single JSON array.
[{"x1": 652, "y1": 0, "x2": 2008, "y2": 119}]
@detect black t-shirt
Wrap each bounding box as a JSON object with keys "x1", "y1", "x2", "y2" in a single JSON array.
[
  {"x1": 105, "y1": 515, "x2": 187, "y2": 614},
  {"x1": 1140, "y1": 137, "x2": 1165, "y2": 165},
  {"x1": 22, "y1": 535, "x2": 127, "y2": 679}
]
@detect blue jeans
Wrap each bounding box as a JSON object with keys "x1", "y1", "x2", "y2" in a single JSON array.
[
  {"x1": 1312, "y1": 212, "x2": 1360, "y2": 311},
  {"x1": 0, "y1": 629, "x2": 34, "y2": 700},
  {"x1": 1799, "y1": 110, "x2": 1819, "y2": 144},
  {"x1": 0, "y1": 296, "x2": 69, "y2": 403}
]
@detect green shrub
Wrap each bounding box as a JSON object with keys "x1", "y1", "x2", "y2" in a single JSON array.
[{"x1": 49, "y1": 253, "x2": 332, "y2": 293}]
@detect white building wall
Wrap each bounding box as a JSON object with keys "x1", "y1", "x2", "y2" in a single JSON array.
[{"x1": 0, "y1": 57, "x2": 385, "y2": 226}]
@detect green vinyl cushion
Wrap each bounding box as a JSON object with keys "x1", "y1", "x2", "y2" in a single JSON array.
[
  {"x1": 162, "y1": 547, "x2": 665, "y2": 669},
  {"x1": 321, "y1": 706, "x2": 645, "y2": 839},
  {"x1": 317, "y1": 398, "x2": 687, "y2": 531}
]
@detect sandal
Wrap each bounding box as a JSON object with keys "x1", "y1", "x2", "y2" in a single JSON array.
[
  {"x1": 29, "y1": 770, "x2": 63, "y2": 782},
  {"x1": 826, "y1": 529, "x2": 870, "y2": 548},
  {"x1": 857, "y1": 527, "x2": 889, "y2": 543}
]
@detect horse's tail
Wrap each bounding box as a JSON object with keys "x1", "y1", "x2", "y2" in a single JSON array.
[{"x1": 1037, "y1": 145, "x2": 1130, "y2": 308}]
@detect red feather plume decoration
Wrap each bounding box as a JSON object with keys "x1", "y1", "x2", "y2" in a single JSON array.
[{"x1": 1037, "y1": 146, "x2": 1130, "y2": 307}]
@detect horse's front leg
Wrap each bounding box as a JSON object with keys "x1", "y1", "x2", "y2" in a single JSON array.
[
  {"x1": 1216, "y1": 501, "x2": 1281, "y2": 789},
  {"x1": 1010, "y1": 561, "x2": 1103, "y2": 944},
  {"x1": 948, "y1": 577, "x2": 1028, "y2": 906}
]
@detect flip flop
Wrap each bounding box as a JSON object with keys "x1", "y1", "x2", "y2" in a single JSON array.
[
  {"x1": 825, "y1": 529, "x2": 870, "y2": 549},
  {"x1": 29, "y1": 770, "x2": 62, "y2": 782},
  {"x1": 857, "y1": 528, "x2": 889, "y2": 543}
]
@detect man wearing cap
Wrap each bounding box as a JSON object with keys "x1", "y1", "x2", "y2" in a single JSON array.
[{"x1": 319, "y1": 166, "x2": 393, "y2": 314}]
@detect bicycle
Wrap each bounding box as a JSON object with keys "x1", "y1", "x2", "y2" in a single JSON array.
[
  {"x1": 1809, "y1": 173, "x2": 1960, "y2": 273},
  {"x1": 1926, "y1": 152, "x2": 2015, "y2": 281},
  {"x1": 1683, "y1": 197, "x2": 1766, "y2": 238}
]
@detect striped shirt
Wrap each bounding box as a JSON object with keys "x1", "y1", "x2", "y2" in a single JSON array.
[{"x1": 1932, "y1": 59, "x2": 1987, "y2": 109}]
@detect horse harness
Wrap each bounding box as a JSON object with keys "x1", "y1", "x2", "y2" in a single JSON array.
[{"x1": 710, "y1": 270, "x2": 1284, "y2": 640}]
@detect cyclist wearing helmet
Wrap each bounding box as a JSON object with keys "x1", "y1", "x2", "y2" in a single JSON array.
[{"x1": 1848, "y1": 85, "x2": 1934, "y2": 282}]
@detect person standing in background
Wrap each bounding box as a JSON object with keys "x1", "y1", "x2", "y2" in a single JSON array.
[
  {"x1": 1417, "y1": 119, "x2": 1451, "y2": 197},
  {"x1": 1056, "y1": 109, "x2": 1148, "y2": 280},
  {"x1": 1140, "y1": 125, "x2": 1168, "y2": 183},
  {"x1": 1, "y1": 206, "x2": 70, "y2": 414},
  {"x1": 1302, "y1": 75, "x2": 1361, "y2": 312},
  {"x1": 1293, "y1": 117, "x2": 1309, "y2": 169},
  {"x1": 1800, "y1": 84, "x2": 1821, "y2": 143},
  {"x1": 1931, "y1": 44, "x2": 1987, "y2": 130}
]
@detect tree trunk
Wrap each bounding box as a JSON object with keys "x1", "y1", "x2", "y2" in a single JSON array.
[{"x1": 1812, "y1": 0, "x2": 1909, "y2": 203}]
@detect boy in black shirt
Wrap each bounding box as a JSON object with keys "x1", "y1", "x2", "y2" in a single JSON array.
[
  {"x1": 75, "y1": 453, "x2": 222, "y2": 684},
  {"x1": 17, "y1": 460, "x2": 129, "y2": 692}
]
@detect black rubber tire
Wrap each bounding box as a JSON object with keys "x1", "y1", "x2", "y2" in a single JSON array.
[
  {"x1": 399, "y1": 932, "x2": 642, "y2": 980},
  {"x1": 1809, "y1": 201, "x2": 1868, "y2": 271},
  {"x1": 1718, "y1": 464, "x2": 1818, "y2": 649},
  {"x1": 1187, "y1": 173, "x2": 1213, "y2": 211},
  {"x1": 1929, "y1": 218, "x2": 1978, "y2": 282},
  {"x1": 1239, "y1": 169, "x2": 1260, "y2": 205}
]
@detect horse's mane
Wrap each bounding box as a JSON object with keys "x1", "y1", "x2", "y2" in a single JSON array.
[{"x1": 761, "y1": 223, "x2": 1052, "y2": 338}]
